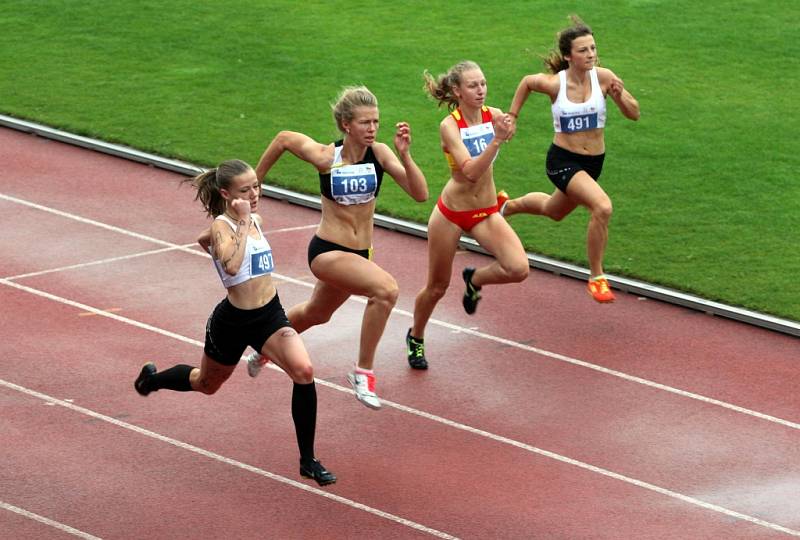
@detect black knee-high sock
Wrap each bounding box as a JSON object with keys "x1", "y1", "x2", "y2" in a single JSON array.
[
  {"x1": 151, "y1": 364, "x2": 194, "y2": 392},
  {"x1": 292, "y1": 381, "x2": 317, "y2": 462}
]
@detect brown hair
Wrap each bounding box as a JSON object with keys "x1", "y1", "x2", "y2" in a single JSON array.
[
  {"x1": 423, "y1": 60, "x2": 481, "y2": 111},
  {"x1": 331, "y1": 86, "x2": 378, "y2": 133},
  {"x1": 543, "y1": 15, "x2": 594, "y2": 74},
  {"x1": 184, "y1": 159, "x2": 253, "y2": 217}
]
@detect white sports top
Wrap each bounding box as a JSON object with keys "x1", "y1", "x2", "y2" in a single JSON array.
[
  {"x1": 211, "y1": 215, "x2": 274, "y2": 289},
  {"x1": 551, "y1": 68, "x2": 606, "y2": 133}
]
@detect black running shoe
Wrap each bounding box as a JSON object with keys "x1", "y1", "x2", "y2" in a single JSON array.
[
  {"x1": 300, "y1": 458, "x2": 337, "y2": 486},
  {"x1": 134, "y1": 363, "x2": 157, "y2": 396},
  {"x1": 462, "y1": 267, "x2": 482, "y2": 315},
  {"x1": 406, "y1": 328, "x2": 428, "y2": 370}
]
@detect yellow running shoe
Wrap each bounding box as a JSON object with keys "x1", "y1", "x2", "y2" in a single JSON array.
[{"x1": 587, "y1": 276, "x2": 615, "y2": 303}]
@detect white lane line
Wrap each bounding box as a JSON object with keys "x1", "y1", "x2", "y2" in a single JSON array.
[
  {"x1": 1, "y1": 278, "x2": 799, "y2": 535},
  {"x1": 266, "y1": 223, "x2": 319, "y2": 233},
  {"x1": 4, "y1": 245, "x2": 197, "y2": 281},
  {"x1": 0, "y1": 193, "x2": 193, "y2": 251},
  {"x1": 0, "y1": 501, "x2": 102, "y2": 540},
  {"x1": 0, "y1": 380, "x2": 457, "y2": 540},
  {"x1": 3, "y1": 222, "x2": 316, "y2": 282},
  {"x1": 2, "y1": 191, "x2": 799, "y2": 432},
  {"x1": 408, "y1": 310, "x2": 800, "y2": 432}
]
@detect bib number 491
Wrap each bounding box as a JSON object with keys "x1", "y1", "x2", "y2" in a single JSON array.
[{"x1": 561, "y1": 113, "x2": 598, "y2": 133}]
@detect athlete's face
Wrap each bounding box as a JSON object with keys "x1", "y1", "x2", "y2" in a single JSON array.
[
  {"x1": 343, "y1": 106, "x2": 379, "y2": 145},
  {"x1": 222, "y1": 168, "x2": 260, "y2": 212},
  {"x1": 455, "y1": 69, "x2": 487, "y2": 107},
  {"x1": 566, "y1": 35, "x2": 597, "y2": 70}
]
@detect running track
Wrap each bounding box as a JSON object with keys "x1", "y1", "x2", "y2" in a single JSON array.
[{"x1": 1, "y1": 127, "x2": 798, "y2": 539}]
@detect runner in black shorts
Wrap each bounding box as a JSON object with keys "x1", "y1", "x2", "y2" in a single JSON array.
[
  {"x1": 133, "y1": 159, "x2": 336, "y2": 486},
  {"x1": 244, "y1": 86, "x2": 428, "y2": 411},
  {"x1": 545, "y1": 143, "x2": 605, "y2": 194},
  {"x1": 497, "y1": 15, "x2": 640, "y2": 303},
  {"x1": 306, "y1": 234, "x2": 370, "y2": 268},
  {"x1": 203, "y1": 294, "x2": 291, "y2": 365}
]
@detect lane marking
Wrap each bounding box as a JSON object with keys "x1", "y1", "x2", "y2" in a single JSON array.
[
  {"x1": 2, "y1": 191, "x2": 799, "y2": 430},
  {"x1": 0, "y1": 501, "x2": 102, "y2": 540},
  {"x1": 0, "y1": 381, "x2": 457, "y2": 539},
  {"x1": 266, "y1": 223, "x2": 319, "y2": 233},
  {"x1": 1, "y1": 279, "x2": 799, "y2": 535},
  {"x1": 4, "y1": 193, "x2": 800, "y2": 533},
  {"x1": 79, "y1": 307, "x2": 121, "y2": 316},
  {"x1": 403, "y1": 310, "x2": 800, "y2": 432},
  {"x1": 5, "y1": 245, "x2": 199, "y2": 281}
]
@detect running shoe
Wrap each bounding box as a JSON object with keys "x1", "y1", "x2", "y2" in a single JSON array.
[
  {"x1": 245, "y1": 351, "x2": 269, "y2": 378},
  {"x1": 462, "y1": 267, "x2": 482, "y2": 315},
  {"x1": 347, "y1": 371, "x2": 381, "y2": 410},
  {"x1": 405, "y1": 328, "x2": 428, "y2": 370},
  {"x1": 496, "y1": 190, "x2": 510, "y2": 216},
  {"x1": 134, "y1": 362, "x2": 157, "y2": 396},
  {"x1": 300, "y1": 458, "x2": 337, "y2": 486},
  {"x1": 587, "y1": 276, "x2": 615, "y2": 303}
]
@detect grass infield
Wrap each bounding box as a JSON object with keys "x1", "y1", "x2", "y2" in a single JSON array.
[{"x1": 1, "y1": 1, "x2": 797, "y2": 321}]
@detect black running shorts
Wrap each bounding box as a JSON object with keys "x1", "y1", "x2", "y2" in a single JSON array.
[
  {"x1": 203, "y1": 294, "x2": 291, "y2": 366},
  {"x1": 545, "y1": 143, "x2": 605, "y2": 194},
  {"x1": 307, "y1": 234, "x2": 371, "y2": 268}
]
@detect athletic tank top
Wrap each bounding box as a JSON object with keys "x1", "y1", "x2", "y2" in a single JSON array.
[
  {"x1": 444, "y1": 106, "x2": 496, "y2": 170},
  {"x1": 551, "y1": 68, "x2": 606, "y2": 133},
  {"x1": 318, "y1": 140, "x2": 384, "y2": 205},
  {"x1": 210, "y1": 215, "x2": 274, "y2": 289}
]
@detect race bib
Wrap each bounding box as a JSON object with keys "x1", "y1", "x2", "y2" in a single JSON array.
[
  {"x1": 559, "y1": 113, "x2": 598, "y2": 133},
  {"x1": 330, "y1": 163, "x2": 378, "y2": 205},
  {"x1": 250, "y1": 249, "x2": 274, "y2": 276},
  {"x1": 460, "y1": 122, "x2": 495, "y2": 157}
]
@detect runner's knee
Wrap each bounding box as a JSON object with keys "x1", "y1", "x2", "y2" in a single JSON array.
[
  {"x1": 544, "y1": 205, "x2": 570, "y2": 221},
  {"x1": 302, "y1": 306, "x2": 336, "y2": 327},
  {"x1": 594, "y1": 200, "x2": 613, "y2": 222},
  {"x1": 503, "y1": 261, "x2": 530, "y2": 283},
  {"x1": 195, "y1": 376, "x2": 225, "y2": 395},
  {"x1": 368, "y1": 277, "x2": 399, "y2": 311},
  {"x1": 287, "y1": 361, "x2": 314, "y2": 384},
  {"x1": 425, "y1": 278, "x2": 450, "y2": 302}
]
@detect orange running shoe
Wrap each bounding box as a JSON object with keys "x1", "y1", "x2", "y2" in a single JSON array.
[
  {"x1": 496, "y1": 190, "x2": 510, "y2": 215},
  {"x1": 587, "y1": 276, "x2": 615, "y2": 303}
]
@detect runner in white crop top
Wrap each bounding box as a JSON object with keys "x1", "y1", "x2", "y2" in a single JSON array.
[
  {"x1": 551, "y1": 67, "x2": 607, "y2": 134},
  {"x1": 211, "y1": 214, "x2": 274, "y2": 289},
  {"x1": 501, "y1": 16, "x2": 640, "y2": 304},
  {"x1": 133, "y1": 159, "x2": 336, "y2": 486}
]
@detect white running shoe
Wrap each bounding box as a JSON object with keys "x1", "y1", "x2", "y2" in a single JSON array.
[
  {"x1": 347, "y1": 371, "x2": 381, "y2": 410},
  {"x1": 245, "y1": 351, "x2": 269, "y2": 378}
]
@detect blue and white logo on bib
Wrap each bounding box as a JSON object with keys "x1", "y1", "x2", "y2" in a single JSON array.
[
  {"x1": 330, "y1": 162, "x2": 378, "y2": 205},
  {"x1": 460, "y1": 122, "x2": 495, "y2": 157},
  {"x1": 251, "y1": 249, "x2": 274, "y2": 276}
]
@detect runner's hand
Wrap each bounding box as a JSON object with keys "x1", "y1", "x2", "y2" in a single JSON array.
[
  {"x1": 495, "y1": 113, "x2": 515, "y2": 142},
  {"x1": 230, "y1": 198, "x2": 251, "y2": 221},
  {"x1": 394, "y1": 122, "x2": 411, "y2": 154}
]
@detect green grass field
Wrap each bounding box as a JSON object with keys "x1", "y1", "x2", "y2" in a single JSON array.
[{"x1": 2, "y1": 1, "x2": 798, "y2": 321}]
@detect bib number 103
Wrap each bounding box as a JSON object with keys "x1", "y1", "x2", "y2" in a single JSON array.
[{"x1": 337, "y1": 177, "x2": 372, "y2": 194}]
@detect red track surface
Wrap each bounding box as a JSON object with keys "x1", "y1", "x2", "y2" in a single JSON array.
[{"x1": 1, "y1": 127, "x2": 799, "y2": 539}]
